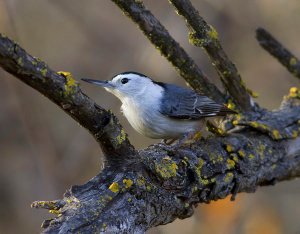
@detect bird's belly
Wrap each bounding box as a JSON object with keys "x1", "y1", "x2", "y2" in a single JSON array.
[{"x1": 122, "y1": 104, "x2": 201, "y2": 139}]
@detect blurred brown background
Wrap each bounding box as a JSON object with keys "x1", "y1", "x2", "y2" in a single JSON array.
[{"x1": 0, "y1": 0, "x2": 300, "y2": 233}]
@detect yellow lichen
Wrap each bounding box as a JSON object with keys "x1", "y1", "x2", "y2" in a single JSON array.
[
  {"x1": 217, "y1": 155, "x2": 224, "y2": 162},
  {"x1": 289, "y1": 87, "x2": 299, "y2": 98},
  {"x1": 193, "y1": 131, "x2": 202, "y2": 141},
  {"x1": 258, "y1": 144, "x2": 265, "y2": 152},
  {"x1": 181, "y1": 158, "x2": 188, "y2": 166},
  {"x1": 247, "y1": 88, "x2": 259, "y2": 98},
  {"x1": 238, "y1": 150, "x2": 245, "y2": 158},
  {"x1": 195, "y1": 158, "x2": 211, "y2": 185},
  {"x1": 188, "y1": 31, "x2": 206, "y2": 47},
  {"x1": 207, "y1": 25, "x2": 218, "y2": 40},
  {"x1": 116, "y1": 128, "x2": 126, "y2": 145},
  {"x1": 200, "y1": 178, "x2": 210, "y2": 185},
  {"x1": 155, "y1": 158, "x2": 178, "y2": 179},
  {"x1": 227, "y1": 99, "x2": 236, "y2": 111},
  {"x1": 227, "y1": 159, "x2": 235, "y2": 169},
  {"x1": 41, "y1": 68, "x2": 48, "y2": 77},
  {"x1": 232, "y1": 155, "x2": 239, "y2": 162},
  {"x1": 224, "y1": 172, "x2": 233, "y2": 183},
  {"x1": 136, "y1": 177, "x2": 145, "y2": 186},
  {"x1": 290, "y1": 57, "x2": 297, "y2": 66},
  {"x1": 259, "y1": 123, "x2": 268, "y2": 130},
  {"x1": 258, "y1": 144, "x2": 266, "y2": 159},
  {"x1": 249, "y1": 154, "x2": 255, "y2": 160},
  {"x1": 123, "y1": 179, "x2": 133, "y2": 189},
  {"x1": 109, "y1": 182, "x2": 119, "y2": 193},
  {"x1": 17, "y1": 57, "x2": 23, "y2": 66},
  {"x1": 272, "y1": 129, "x2": 281, "y2": 140},
  {"x1": 232, "y1": 120, "x2": 239, "y2": 125},
  {"x1": 66, "y1": 198, "x2": 72, "y2": 204},
  {"x1": 226, "y1": 144, "x2": 233, "y2": 153},
  {"x1": 58, "y1": 71, "x2": 78, "y2": 96},
  {"x1": 49, "y1": 209, "x2": 60, "y2": 215},
  {"x1": 223, "y1": 71, "x2": 230, "y2": 76},
  {"x1": 249, "y1": 121, "x2": 259, "y2": 128},
  {"x1": 292, "y1": 130, "x2": 298, "y2": 138},
  {"x1": 195, "y1": 158, "x2": 205, "y2": 178}
]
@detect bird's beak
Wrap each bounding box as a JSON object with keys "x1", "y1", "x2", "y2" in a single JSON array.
[{"x1": 81, "y1": 78, "x2": 114, "y2": 89}]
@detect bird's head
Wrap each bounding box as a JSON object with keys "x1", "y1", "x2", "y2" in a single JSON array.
[{"x1": 82, "y1": 72, "x2": 155, "y2": 100}]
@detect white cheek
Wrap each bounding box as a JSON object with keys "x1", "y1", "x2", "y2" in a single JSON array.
[{"x1": 107, "y1": 88, "x2": 126, "y2": 100}]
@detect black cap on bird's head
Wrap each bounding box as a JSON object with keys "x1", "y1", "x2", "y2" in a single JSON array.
[{"x1": 81, "y1": 71, "x2": 150, "y2": 87}]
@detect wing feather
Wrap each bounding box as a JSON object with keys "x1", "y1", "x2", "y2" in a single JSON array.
[{"x1": 158, "y1": 83, "x2": 236, "y2": 120}]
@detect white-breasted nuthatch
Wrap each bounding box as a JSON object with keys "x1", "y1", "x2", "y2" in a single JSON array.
[{"x1": 82, "y1": 72, "x2": 235, "y2": 140}]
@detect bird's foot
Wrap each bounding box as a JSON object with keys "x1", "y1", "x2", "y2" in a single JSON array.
[
  {"x1": 162, "y1": 139, "x2": 177, "y2": 145},
  {"x1": 169, "y1": 131, "x2": 202, "y2": 148},
  {"x1": 162, "y1": 131, "x2": 203, "y2": 147}
]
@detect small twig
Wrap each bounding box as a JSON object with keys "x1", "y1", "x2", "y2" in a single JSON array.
[
  {"x1": 256, "y1": 27, "x2": 300, "y2": 79},
  {"x1": 169, "y1": 0, "x2": 253, "y2": 112},
  {"x1": 111, "y1": 0, "x2": 225, "y2": 103},
  {"x1": 0, "y1": 33, "x2": 135, "y2": 163}
]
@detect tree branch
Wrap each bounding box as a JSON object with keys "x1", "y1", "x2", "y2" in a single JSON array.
[
  {"x1": 33, "y1": 102, "x2": 300, "y2": 233},
  {"x1": 0, "y1": 34, "x2": 135, "y2": 163},
  {"x1": 256, "y1": 27, "x2": 300, "y2": 79},
  {"x1": 111, "y1": 0, "x2": 225, "y2": 103},
  {"x1": 169, "y1": 0, "x2": 254, "y2": 112}
]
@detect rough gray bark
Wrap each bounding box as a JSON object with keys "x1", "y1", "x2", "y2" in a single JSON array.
[{"x1": 0, "y1": 0, "x2": 300, "y2": 233}]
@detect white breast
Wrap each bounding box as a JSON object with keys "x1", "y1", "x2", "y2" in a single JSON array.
[{"x1": 120, "y1": 83, "x2": 201, "y2": 139}]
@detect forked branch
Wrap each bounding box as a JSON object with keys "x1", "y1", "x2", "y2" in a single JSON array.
[
  {"x1": 169, "y1": 0, "x2": 253, "y2": 112},
  {"x1": 111, "y1": 0, "x2": 225, "y2": 103}
]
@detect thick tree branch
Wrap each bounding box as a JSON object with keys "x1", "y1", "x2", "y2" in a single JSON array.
[
  {"x1": 256, "y1": 27, "x2": 300, "y2": 79},
  {"x1": 111, "y1": 0, "x2": 225, "y2": 103},
  {"x1": 0, "y1": 34, "x2": 135, "y2": 162},
  {"x1": 33, "y1": 101, "x2": 300, "y2": 233},
  {"x1": 169, "y1": 0, "x2": 254, "y2": 112}
]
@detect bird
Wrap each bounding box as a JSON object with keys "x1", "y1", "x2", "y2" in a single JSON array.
[{"x1": 81, "y1": 72, "x2": 235, "y2": 142}]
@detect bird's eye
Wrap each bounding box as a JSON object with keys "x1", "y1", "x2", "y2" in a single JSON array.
[{"x1": 121, "y1": 78, "x2": 129, "y2": 84}]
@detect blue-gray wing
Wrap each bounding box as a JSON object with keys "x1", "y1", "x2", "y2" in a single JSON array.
[{"x1": 158, "y1": 83, "x2": 235, "y2": 120}]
